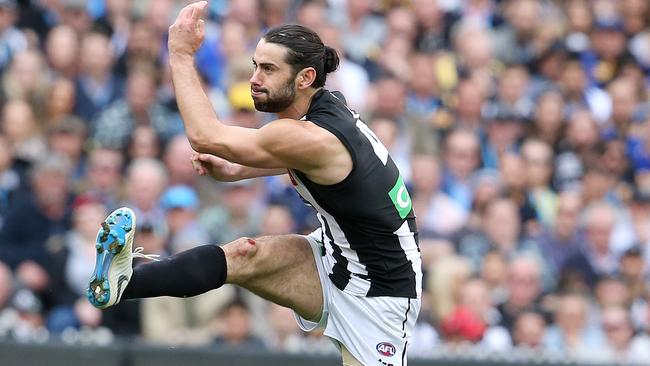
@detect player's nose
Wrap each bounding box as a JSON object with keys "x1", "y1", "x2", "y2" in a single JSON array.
[{"x1": 249, "y1": 69, "x2": 261, "y2": 86}]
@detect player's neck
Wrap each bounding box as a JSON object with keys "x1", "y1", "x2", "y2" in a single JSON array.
[{"x1": 277, "y1": 87, "x2": 321, "y2": 120}]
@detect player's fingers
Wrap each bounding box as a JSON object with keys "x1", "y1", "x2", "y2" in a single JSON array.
[
  {"x1": 190, "y1": 1, "x2": 208, "y2": 21},
  {"x1": 197, "y1": 153, "x2": 212, "y2": 162},
  {"x1": 197, "y1": 19, "x2": 205, "y2": 35},
  {"x1": 176, "y1": 4, "x2": 192, "y2": 22},
  {"x1": 191, "y1": 156, "x2": 203, "y2": 172}
]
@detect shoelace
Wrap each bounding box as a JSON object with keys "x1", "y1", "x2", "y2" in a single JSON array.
[{"x1": 133, "y1": 246, "x2": 161, "y2": 261}]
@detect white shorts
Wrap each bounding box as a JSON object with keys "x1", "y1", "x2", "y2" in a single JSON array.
[{"x1": 295, "y1": 232, "x2": 421, "y2": 366}]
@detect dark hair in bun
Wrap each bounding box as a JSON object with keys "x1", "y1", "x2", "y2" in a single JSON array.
[{"x1": 264, "y1": 24, "x2": 339, "y2": 88}]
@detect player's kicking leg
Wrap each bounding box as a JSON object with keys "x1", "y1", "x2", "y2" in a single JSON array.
[
  {"x1": 87, "y1": 207, "x2": 323, "y2": 316},
  {"x1": 87, "y1": 207, "x2": 364, "y2": 364}
]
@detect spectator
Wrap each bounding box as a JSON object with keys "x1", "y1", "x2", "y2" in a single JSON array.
[
  {"x1": 47, "y1": 199, "x2": 107, "y2": 333},
  {"x1": 604, "y1": 77, "x2": 641, "y2": 139},
  {"x1": 529, "y1": 90, "x2": 566, "y2": 151},
  {"x1": 200, "y1": 180, "x2": 263, "y2": 243},
  {"x1": 537, "y1": 190, "x2": 583, "y2": 283},
  {"x1": 456, "y1": 197, "x2": 541, "y2": 272},
  {"x1": 45, "y1": 78, "x2": 77, "y2": 126},
  {"x1": 411, "y1": 153, "x2": 466, "y2": 238},
  {"x1": 493, "y1": 64, "x2": 534, "y2": 119},
  {"x1": 212, "y1": 299, "x2": 266, "y2": 351},
  {"x1": 46, "y1": 116, "x2": 87, "y2": 185},
  {"x1": 479, "y1": 251, "x2": 509, "y2": 305},
  {"x1": 1, "y1": 99, "x2": 47, "y2": 164},
  {"x1": 92, "y1": 65, "x2": 181, "y2": 151},
  {"x1": 559, "y1": 56, "x2": 611, "y2": 124},
  {"x1": 412, "y1": 0, "x2": 450, "y2": 53},
  {"x1": 443, "y1": 129, "x2": 481, "y2": 211},
  {"x1": 0, "y1": 154, "x2": 72, "y2": 270},
  {"x1": 260, "y1": 204, "x2": 295, "y2": 236},
  {"x1": 562, "y1": 202, "x2": 621, "y2": 288},
  {"x1": 427, "y1": 254, "x2": 472, "y2": 323},
  {"x1": 319, "y1": 24, "x2": 370, "y2": 113},
  {"x1": 264, "y1": 303, "x2": 305, "y2": 353},
  {"x1": 439, "y1": 306, "x2": 486, "y2": 345},
  {"x1": 497, "y1": 255, "x2": 544, "y2": 332},
  {"x1": 337, "y1": 0, "x2": 386, "y2": 65},
  {"x1": 594, "y1": 277, "x2": 631, "y2": 309},
  {"x1": 127, "y1": 125, "x2": 161, "y2": 160},
  {"x1": 599, "y1": 305, "x2": 650, "y2": 364},
  {"x1": 543, "y1": 292, "x2": 605, "y2": 358},
  {"x1": 482, "y1": 108, "x2": 526, "y2": 170},
  {"x1": 457, "y1": 277, "x2": 511, "y2": 351},
  {"x1": 44, "y1": 25, "x2": 79, "y2": 79},
  {"x1": 512, "y1": 311, "x2": 546, "y2": 351},
  {"x1": 80, "y1": 147, "x2": 124, "y2": 210},
  {"x1": 140, "y1": 183, "x2": 233, "y2": 346},
  {"x1": 466, "y1": 168, "x2": 502, "y2": 230},
  {"x1": 123, "y1": 157, "x2": 167, "y2": 232},
  {"x1": 58, "y1": 0, "x2": 92, "y2": 35},
  {"x1": 0, "y1": 0, "x2": 27, "y2": 72},
  {"x1": 1, "y1": 50, "x2": 51, "y2": 120},
  {"x1": 160, "y1": 185, "x2": 210, "y2": 254},
  {"x1": 74, "y1": 30, "x2": 124, "y2": 123},
  {"x1": 583, "y1": 19, "x2": 629, "y2": 88},
  {"x1": 521, "y1": 138, "x2": 557, "y2": 227}
]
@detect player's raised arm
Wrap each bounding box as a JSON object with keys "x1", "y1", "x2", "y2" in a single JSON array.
[{"x1": 167, "y1": 1, "x2": 330, "y2": 172}]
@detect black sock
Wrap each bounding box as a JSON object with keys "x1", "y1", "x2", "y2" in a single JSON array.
[{"x1": 121, "y1": 244, "x2": 227, "y2": 300}]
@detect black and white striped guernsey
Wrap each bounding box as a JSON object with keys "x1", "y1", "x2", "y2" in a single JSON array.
[{"x1": 289, "y1": 89, "x2": 422, "y2": 298}]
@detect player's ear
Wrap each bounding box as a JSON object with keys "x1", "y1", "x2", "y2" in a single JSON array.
[{"x1": 296, "y1": 67, "x2": 316, "y2": 89}]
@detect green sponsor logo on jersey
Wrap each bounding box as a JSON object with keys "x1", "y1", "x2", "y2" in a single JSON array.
[{"x1": 389, "y1": 175, "x2": 412, "y2": 219}]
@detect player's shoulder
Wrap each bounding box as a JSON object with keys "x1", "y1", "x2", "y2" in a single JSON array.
[{"x1": 261, "y1": 118, "x2": 339, "y2": 143}]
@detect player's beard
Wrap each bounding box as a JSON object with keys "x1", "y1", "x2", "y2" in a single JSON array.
[{"x1": 253, "y1": 77, "x2": 296, "y2": 113}]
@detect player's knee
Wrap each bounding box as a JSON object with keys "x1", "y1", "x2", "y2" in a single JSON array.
[{"x1": 223, "y1": 237, "x2": 261, "y2": 284}]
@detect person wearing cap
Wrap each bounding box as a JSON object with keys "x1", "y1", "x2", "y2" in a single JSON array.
[
  {"x1": 583, "y1": 17, "x2": 630, "y2": 87},
  {"x1": 161, "y1": 185, "x2": 210, "y2": 254},
  {"x1": 224, "y1": 82, "x2": 261, "y2": 129},
  {"x1": 481, "y1": 104, "x2": 526, "y2": 170}
]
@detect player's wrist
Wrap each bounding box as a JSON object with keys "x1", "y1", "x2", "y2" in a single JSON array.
[{"x1": 168, "y1": 52, "x2": 195, "y2": 66}]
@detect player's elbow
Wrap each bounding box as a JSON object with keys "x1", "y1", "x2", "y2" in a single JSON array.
[
  {"x1": 188, "y1": 134, "x2": 236, "y2": 160},
  {"x1": 187, "y1": 133, "x2": 218, "y2": 154},
  {"x1": 188, "y1": 136, "x2": 210, "y2": 153}
]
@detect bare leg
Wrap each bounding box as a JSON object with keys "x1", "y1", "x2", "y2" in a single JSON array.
[
  {"x1": 341, "y1": 345, "x2": 364, "y2": 366},
  {"x1": 222, "y1": 235, "x2": 323, "y2": 321}
]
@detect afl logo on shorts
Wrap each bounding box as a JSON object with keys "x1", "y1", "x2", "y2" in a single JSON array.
[{"x1": 376, "y1": 342, "x2": 396, "y2": 357}]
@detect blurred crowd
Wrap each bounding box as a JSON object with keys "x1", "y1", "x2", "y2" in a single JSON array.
[{"x1": 0, "y1": 0, "x2": 649, "y2": 363}]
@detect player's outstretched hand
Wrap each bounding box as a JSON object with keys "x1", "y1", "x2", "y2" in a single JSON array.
[
  {"x1": 191, "y1": 152, "x2": 243, "y2": 182},
  {"x1": 168, "y1": 1, "x2": 208, "y2": 57}
]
